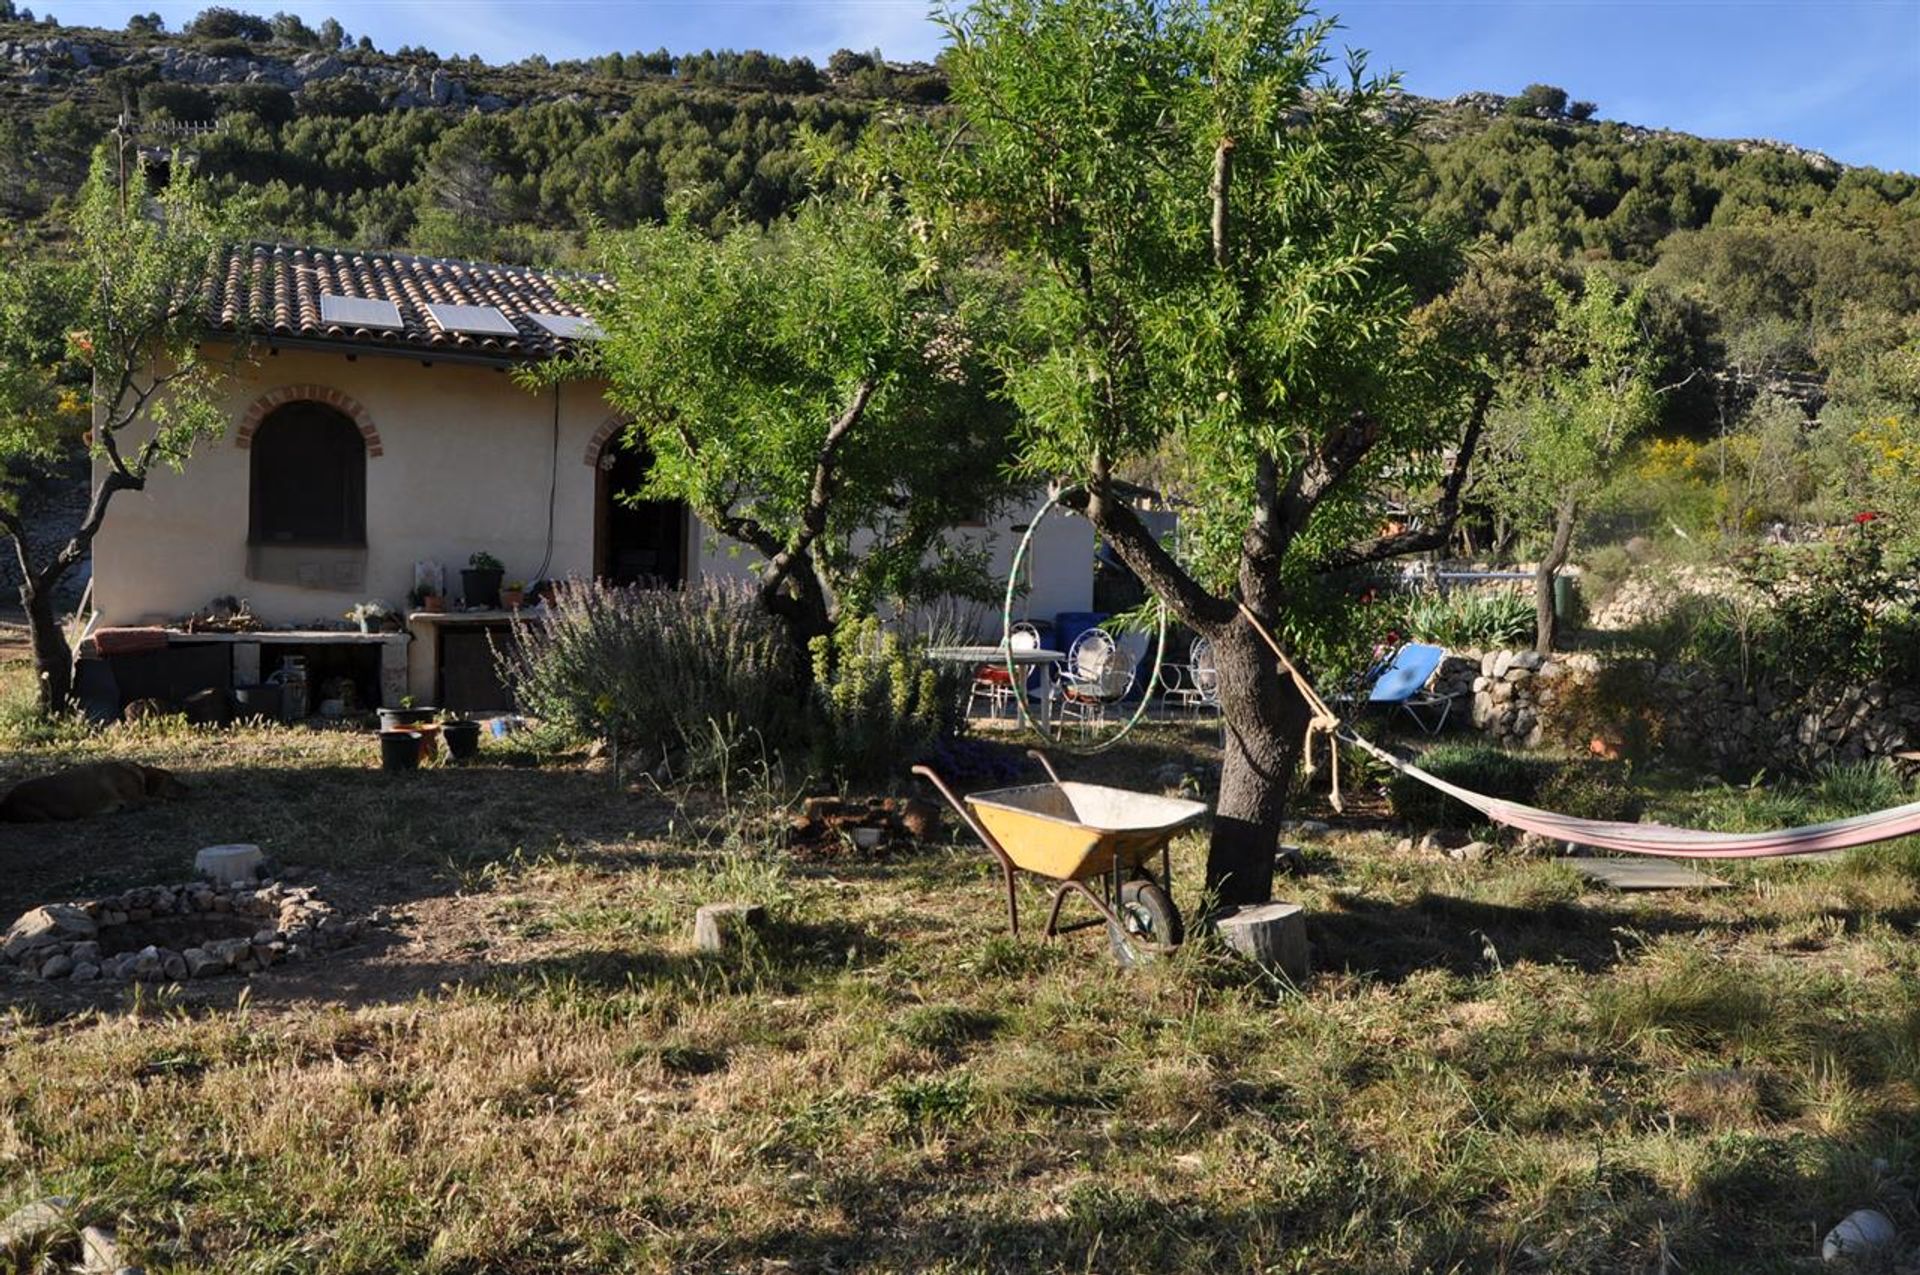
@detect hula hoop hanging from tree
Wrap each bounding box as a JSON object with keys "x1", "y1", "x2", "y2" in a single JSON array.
[{"x1": 1002, "y1": 487, "x2": 1168, "y2": 754}]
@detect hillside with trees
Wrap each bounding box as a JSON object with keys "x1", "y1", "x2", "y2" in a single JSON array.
[{"x1": 0, "y1": 3, "x2": 1915, "y2": 569}]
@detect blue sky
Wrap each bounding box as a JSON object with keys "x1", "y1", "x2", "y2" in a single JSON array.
[{"x1": 50, "y1": 0, "x2": 1920, "y2": 172}]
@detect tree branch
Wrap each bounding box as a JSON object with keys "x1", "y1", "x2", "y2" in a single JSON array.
[
  {"x1": 1275, "y1": 410, "x2": 1383, "y2": 544},
  {"x1": 1313, "y1": 385, "x2": 1495, "y2": 573},
  {"x1": 758, "y1": 377, "x2": 875, "y2": 601},
  {"x1": 1209, "y1": 137, "x2": 1233, "y2": 270},
  {"x1": 1065, "y1": 458, "x2": 1234, "y2": 633}
]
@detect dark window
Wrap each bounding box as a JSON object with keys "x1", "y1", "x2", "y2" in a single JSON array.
[{"x1": 248, "y1": 401, "x2": 366, "y2": 546}]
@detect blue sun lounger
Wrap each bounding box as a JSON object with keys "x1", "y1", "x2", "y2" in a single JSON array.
[{"x1": 1358, "y1": 642, "x2": 1456, "y2": 735}]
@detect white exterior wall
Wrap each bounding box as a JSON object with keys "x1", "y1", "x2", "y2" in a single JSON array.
[
  {"x1": 94, "y1": 346, "x2": 1100, "y2": 664},
  {"x1": 93, "y1": 346, "x2": 614, "y2": 626}
]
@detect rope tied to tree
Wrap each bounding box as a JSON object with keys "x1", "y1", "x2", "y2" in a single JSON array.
[{"x1": 1235, "y1": 601, "x2": 1345, "y2": 815}]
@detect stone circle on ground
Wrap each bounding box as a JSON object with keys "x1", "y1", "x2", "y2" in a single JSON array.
[{"x1": 0, "y1": 880, "x2": 363, "y2": 983}]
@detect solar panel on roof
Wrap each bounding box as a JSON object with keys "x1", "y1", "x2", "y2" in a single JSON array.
[
  {"x1": 424, "y1": 303, "x2": 519, "y2": 337},
  {"x1": 319, "y1": 295, "x2": 403, "y2": 330},
  {"x1": 528, "y1": 313, "x2": 602, "y2": 340}
]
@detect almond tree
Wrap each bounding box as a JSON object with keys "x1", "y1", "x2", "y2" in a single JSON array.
[
  {"x1": 907, "y1": 0, "x2": 1494, "y2": 909},
  {"x1": 1476, "y1": 272, "x2": 1659, "y2": 654},
  {"x1": 0, "y1": 150, "x2": 240, "y2": 712},
  {"x1": 543, "y1": 196, "x2": 1020, "y2": 651}
]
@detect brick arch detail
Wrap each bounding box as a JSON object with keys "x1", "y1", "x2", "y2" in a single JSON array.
[
  {"x1": 585, "y1": 414, "x2": 628, "y2": 470},
  {"x1": 235, "y1": 385, "x2": 383, "y2": 457}
]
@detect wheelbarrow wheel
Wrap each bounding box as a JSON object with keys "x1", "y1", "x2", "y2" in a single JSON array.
[{"x1": 1107, "y1": 877, "x2": 1183, "y2": 967}]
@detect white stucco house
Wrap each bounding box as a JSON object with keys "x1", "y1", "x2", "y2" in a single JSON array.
[{"x1": 87, "y1": 243, "x2": 1095, "y2": 713}]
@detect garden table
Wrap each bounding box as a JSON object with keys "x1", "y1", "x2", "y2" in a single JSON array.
[{"x1": 924, "y1": 644, "x2": 1067, "y2": 726}]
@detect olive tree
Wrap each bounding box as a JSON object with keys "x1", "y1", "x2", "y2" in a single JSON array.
[
  {"x1": 904, "y1": 0, "x2": 1493, "y2": 909},
  {"x1": 543, "y1": 196, "x2": 1021, "y2": 651},
  {"x1": 0, "y1": 150, "x2": 240, "y2": 712}
]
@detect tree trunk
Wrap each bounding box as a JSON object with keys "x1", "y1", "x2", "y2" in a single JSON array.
[
  {"x1": 1534, "y1": 501, "x2": 1578, "y2": 656},
  {"x1": 21, "y1": 580, "x2": 73, "y2": 714},
  {"x1": 762, "y1": 556, "x2": 836, "y2": 667},
  {"x1": 1203, "y1": 617, "x2": 1311, "y2": 913}
]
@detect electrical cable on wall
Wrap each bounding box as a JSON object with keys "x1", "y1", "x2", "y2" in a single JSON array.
[{"x1": 533, "y1": 383, "x2": 559, "y2": 584}]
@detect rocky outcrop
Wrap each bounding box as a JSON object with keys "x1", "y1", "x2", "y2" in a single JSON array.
[{"x1": 0, "y1": 36, "x2": 486, "y2": 112}]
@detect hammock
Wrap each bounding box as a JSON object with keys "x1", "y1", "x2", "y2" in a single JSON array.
[{"x1": 1237, "y1": 603, "x2": 1920, "y2": 861}]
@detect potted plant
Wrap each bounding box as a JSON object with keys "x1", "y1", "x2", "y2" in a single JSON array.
[
  {"x1": 378, "y1": 694, "x2": 437, "y2": 731},
  {"x1": 500, "y1": 580, "x2": 526, "y2": 610},
  {"x1": 408, "y1": 582, "x2": 445, "y2": 614},
  {"x1": 462, "y1": 551, "x2": 505, "y2": 609}
]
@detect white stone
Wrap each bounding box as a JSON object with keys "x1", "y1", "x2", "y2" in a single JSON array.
[
  {"x1": 3, "y1": 903, "x2": 97, "y2": 959},
  {"x1": 694, "y1": 902, "x2": 766, "y2": 953},
  {"x1": 79, "y1": 1222, "x2": 122, "y2": 1273},
  {"x1": 1822, "y1": 1209, "x2": 1896, "y2": 1262},
  {"x1": 0, "y1": 1195, "x2": 70, "y2": 1251},
  {"x1": 195, "y1": 844, "x2": 264, "y2": 887}
]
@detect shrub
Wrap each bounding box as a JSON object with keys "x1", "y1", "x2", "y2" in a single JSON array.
[
  {"x1": 1396, "y1": 586, "x2": 1534, "y2": 650},
  {"x1": 498, "y1": 578, "x2": 798, "y2": 777},
  {"x1": 139, "y1": 82, "x2": 216, "y2": 122},
  {"x1": 1535, "y1": 762, "x2": 1644, "y2": 823},
  {"x1": 1540, "y1": 658, "x2": 1670, "y2": 764},
  {"x1": 809, "y1": 616, "x2": 964, "y2": 787},
  {"x1": 185, "y1": 5, "x2": 271, "y2": 41},
  {"x1": 1387, "y1": 742, "x2": 1549, "y2": 829},
  {"x1": 1814, "y1": 759, "x2": 1910, "y2": 816},
  {"x1": 299, "y1": 78, "x2": 382, "y2": 119}
]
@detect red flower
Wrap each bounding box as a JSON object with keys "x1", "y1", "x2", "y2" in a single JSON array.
[{"x1": 1853, "y1": 510, "x2": 1880, "y2": 524}]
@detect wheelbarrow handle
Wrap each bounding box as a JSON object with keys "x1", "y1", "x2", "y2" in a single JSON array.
[
  {"x1": 911, "y1": 763, "x2": 1023, "y2": 937},
  {"x1": 910, "y1": 765, "x2": 1010, "y2": 864},
  {"x1": 1026, "y1": 749, "x2": 1064, "y2": 787}
]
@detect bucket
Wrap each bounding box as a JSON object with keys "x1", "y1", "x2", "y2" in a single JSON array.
[{"x1": 378, "y1": 729, "x2": 420, "y2": 773}]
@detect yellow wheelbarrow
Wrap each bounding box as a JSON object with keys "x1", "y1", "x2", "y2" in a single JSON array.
[{"x1": 912, "y1": 751, "x2": 1207, "y2": 964}]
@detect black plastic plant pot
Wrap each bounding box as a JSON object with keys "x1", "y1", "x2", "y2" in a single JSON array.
[
  {"x1": 379, "y1": 706, "x2": 437, "y2": 731},
  {"x1": 442, "y1": 719, "x2": 481, "y2": 761},
  {"x1": 378, "y1": 729, "x2": 421, "y2": 773},
  {"x1": 461, "y1": 567, "x2": 503, "y2": 609}
]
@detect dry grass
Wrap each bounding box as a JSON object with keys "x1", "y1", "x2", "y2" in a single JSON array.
[{"x1": 1, "y1": 667, "x2": 1917, "y2": 1273}]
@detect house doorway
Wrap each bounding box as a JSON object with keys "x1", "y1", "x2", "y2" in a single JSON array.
[{"x1": 595, "y1": 437, "x2": 688, "y2": 587}]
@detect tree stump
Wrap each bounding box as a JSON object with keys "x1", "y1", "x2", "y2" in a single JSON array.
[
  {"x1": 1215, "y1": 902, "x2": 1310, "y2": 984},
  {"x1": 693, "y1": 902, "x2": 767, "y2": 954}
]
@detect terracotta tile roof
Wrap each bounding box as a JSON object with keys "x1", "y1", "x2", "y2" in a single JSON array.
[{"x1": 208, "y1": 242, "x2": 607, "y2": 361}]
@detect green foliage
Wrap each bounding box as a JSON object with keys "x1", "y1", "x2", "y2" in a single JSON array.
[
  {"x1": 1814, "y1": 759, "x2": 1910, "y2": 815},
  {"x1": 1479, "y1": 272, "x2": 1662, "y2": 524},
  {"x1": 1395, "y1": 587, "x2": 1534, "y2": 649},
  {"x1": 913, "y1": 0, "x2": 1472, "y2": 597},
  {"x1": 1738, "y1": 520, "x2": 1920, "y2": 689},
  {"x1": 497, "y1": 578, "x2": 800, "y2": 775},
  {"x1": 1535, "y1": 761, "x2": 1644, "y2": 823},
  {"x1": 184, "y1": 6, "x2": 271, "y2": 42},
  {"x1": 550, "y1": 195, "x2": 1019, "y2": 633},
  {"x1": 1386, "y1": 742, "x2": 1548, "y2": 828},
  {"x1": 1506, "y1": 84, "x2": 1569, "y2": 118},
  {"x1": 299, "y1": 77, "x2": 381, "y2": 119},
  {"x1": 807, "y1": 616, "x2": 961, "y2": 786},
  {"x1": 139, "y1": 81, "x2": 215, "y2": 122},
  {"x1": 1, "y1": 148, "x2": 245, "y2": 720}
]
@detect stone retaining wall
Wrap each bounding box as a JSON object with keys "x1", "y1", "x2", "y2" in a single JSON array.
[{"x1": 1456, "y1": 647, "x2": 1919, "y2": 770}]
